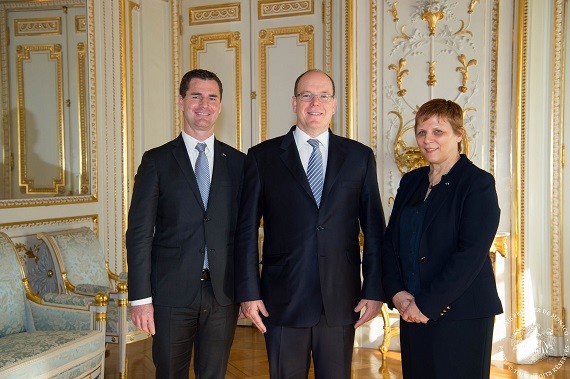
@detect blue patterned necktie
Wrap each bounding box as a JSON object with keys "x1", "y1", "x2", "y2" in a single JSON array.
[
  {"x1": 195, "y1": 142, "x2": 209, "y2": 269},
  {"x1": 306, "y1": 139, "x2": 324, "y2": 207}
]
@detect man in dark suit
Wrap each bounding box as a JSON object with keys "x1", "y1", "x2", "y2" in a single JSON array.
[
  {"x1": 234, "y1": 69, "x2": 386, "y2": 378},
  {"x1": 126, "y1": 69, "x2": 245, "y2": 378}
]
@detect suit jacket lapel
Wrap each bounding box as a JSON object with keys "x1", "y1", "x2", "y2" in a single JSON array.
[
  {"x1": 171, "y1": 133, "x2": 205, "y2": 210},
  {"x1": 421, "y1": 156, "x2": 468, "y2": 235},
  {"x1": 321, "y1": 132, "x2": 346, "y2": 205},
  {"x1": 279, "y1": 127, "x2": 315, "y2": 202},
  {"x1": 208, "y1": 139, "x2": 229, "y2": 208}
]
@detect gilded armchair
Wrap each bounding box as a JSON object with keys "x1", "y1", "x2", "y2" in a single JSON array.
[
  {"x1": 0, "y1": 231, "x2": 107, "y2": 379},
  {"x1": 37, "y1": 227, "x2": 150, "y2": 378}
]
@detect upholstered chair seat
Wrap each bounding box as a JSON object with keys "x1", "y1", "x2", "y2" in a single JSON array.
[{"x1": 0, "y1": 232, "x2": 107, "y2": 379}]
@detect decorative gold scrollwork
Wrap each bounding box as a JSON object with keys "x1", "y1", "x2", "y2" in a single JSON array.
[
  {"x1": 393, "y1": 108, "x2": 472, "y2": 174},
  {"x1": 387, "y1": 1, "x2": 399, "y2": 22},
  {"x1": 489, "y1": 232, "x2": 509, "y2": 272},
  {"x1": 392, "y1": 111, "x2": 427, "y2": 174},
  {"x1": 388, "y1": 0, "x2": 479, "y2": 175},
  {"x1": 468, "y1": 0, "x2": 480, "y2": 14},
  {"x1": 427, "y1": 61, "x2": 437, "y2": 86},
  {"x1": 393, "y1": 26, "x2": 411, "y2": 42},
  {"x1": 388, "y1": 58, "x2": 409, "y2": 97},
  {"x1": 421, "y1": 10, "x2": 444, "y2": 36},
  {"x1": 454, "y1": 20, "x2": 473, "y2": 36},
  {"x1": 456, "y1": 54, "x2": 477, "y2": 93}
]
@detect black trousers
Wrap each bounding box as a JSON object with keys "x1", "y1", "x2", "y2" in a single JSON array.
[
  {"x1": 400, "y1": 316, "x2": 495, "y2": 379},
  {"x1": 152, "y1": 280, "x2": 239, "y2": 379},
  {"x1": 264, "y1": 313, "x2": 356, "y2": 379}
]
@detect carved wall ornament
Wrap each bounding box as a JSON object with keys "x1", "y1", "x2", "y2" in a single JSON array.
[
  {"x1": 14, "y1": 17, "x2": 61, "y2": 36},
  {"x1": 387, "y1": 1, "x2": 399, "y2": 22},
  {"x1": 468, "y1": 0, "x2": 480, "y2": 14},
  {"x1": 388, "y1": 58, "x2": 409, "y2": 96},
  {"x1": 189, "y1": 3, "x2": 241, "y2": 25},
  {"x1": 427, "y1": 60, "x2": 436, "y2": 86},
  {"x1": 385, "y1": 0, "x2": 481, "y2": 174},
  {"x1": 75, "y1": 15, "x2": 86, "y2": 33},
  {"x1": 258, "y1": 0, "x2": 314, "y2": 20},
  {"x1": 369, "y1": 0, "x2": 378, "y2": 154},
  {"x1": 421, "y1": 10, "x2": 444, "y2": 36},
  {"x1": 456, "y1": 54, "x2": 477, "y2": 93},
  {"x1": 392, "y1": 108, "x2": 471, "y2": 174}
]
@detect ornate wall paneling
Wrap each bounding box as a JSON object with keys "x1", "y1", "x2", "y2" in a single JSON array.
[
  {"x1": 180, "y1": 0, "x2": 334, "y2": 150},
  {"x1": 113, "y1": 0, "x2": 175, "y2": 270},
  {"x1": 380, "y1": 0, "x2": 499, "y2": 202},
  {"x1": 98, "y1": 0, "x2": 127, "y2": 273},
  {"x1": 0, "y1": 0, "x2": 97, "y2": 207},
  {"x1": 0, "y1": 0, "x2": 105, "y2": 283},
  {"x1": 564, "y1": 0, "x2": 570, "y2": 355},
  {"x1": 183, "y1": 0, "x2": 248, "y2": 148},
  {"x1": 547, "y1": 0, "x2": 566, "y2": 352},
  {"x1": 118, "y1": 0, "x2": 140, "y2": 271},
  {"x1": 509, "y1": 0, "x2": 568, "y2": 361}
]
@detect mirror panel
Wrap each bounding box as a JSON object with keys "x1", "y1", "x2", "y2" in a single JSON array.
[{"x1": 0, "y1": 0, "x2": 95, "y2": 207}]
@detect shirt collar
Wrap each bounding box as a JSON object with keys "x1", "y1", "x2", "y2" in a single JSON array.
[
  {"x1": 293, "y1": 126, "x2": 329, "y2": 149},
  {"x1": 182, "y1": 131, "x2": 215, "y2": 152}
]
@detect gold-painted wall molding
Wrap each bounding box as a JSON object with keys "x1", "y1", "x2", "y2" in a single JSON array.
[
  {"x1": 189, "y1": 3, "x2": 241, "y2": 25},
  {"x1": 549, "y1": 0, "x2": 565, "y2": 337},
  {"x1": 258, "y1": 0, "x2": 314, "y2": 20},
  {"x1": 189, "y1": 32, "x2": 243, "y2": 150},
  {"x1": 14, "y1": 17, "x2": 62, "y2": 36},
  {"x1": 258, "y1": 25, "x2": 314, "y2": 142},
  {"x1": 16, "y1": 44, "x2": 65, "y2": 195}
]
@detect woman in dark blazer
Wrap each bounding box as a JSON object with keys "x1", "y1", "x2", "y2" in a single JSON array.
[{"x1": 382, "y1": 99, "x2": 503, "y2": 379}]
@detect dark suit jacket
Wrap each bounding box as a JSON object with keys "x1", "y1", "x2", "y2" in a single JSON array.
[
  {"x1": 382, "y1": 155, "x2": 503, "y2": 321},
  {"x1": 234, "y1": 126, "x2": 385, "y2": 327},
  {"x1": 126, "y1": 134, "x2": 245, "y2": 307}
]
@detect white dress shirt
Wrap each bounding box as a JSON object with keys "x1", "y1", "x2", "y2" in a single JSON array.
[{"x1": 293, "y1": 127, "x2": 329, "y2": 173}]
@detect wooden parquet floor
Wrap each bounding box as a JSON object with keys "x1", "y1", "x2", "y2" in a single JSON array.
[{"x1": 104, "y1": 326, "x2": 569, "y2": 378}]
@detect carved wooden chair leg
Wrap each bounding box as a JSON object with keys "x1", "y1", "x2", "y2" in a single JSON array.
[{"x1": 379, "y1": 303, "x2": 400, "y2": 362}]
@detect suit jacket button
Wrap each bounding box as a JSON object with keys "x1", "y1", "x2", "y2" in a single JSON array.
[
  {"x1": 204, "y1": 217, "x2": 210, "y2": 222},
  {"x1": 419, "y1": 256, "x2": 427, "y2": 263}
]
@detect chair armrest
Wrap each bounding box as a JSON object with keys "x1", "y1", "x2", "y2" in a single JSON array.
[
  {"x1": 29, "y1": 293, "x2": 108, "y2": 332},
  {"x1": 106, "y1": 261, "x2": 120, "y2": 281},
  {"x1": 106, "y1": 262, "x2": 128, "y2": 286},
  {"x1": 74, "y1": 283, "x2": 113, "y2": 296},
  {"x1": 29, "y1": 301, "x2": 95, "y2": 331},
  {"x1": 42, "y1": 292, "x2": 93, "y2": 307}
]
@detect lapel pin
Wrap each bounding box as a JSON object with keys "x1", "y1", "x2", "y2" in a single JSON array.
[
  {"x1": 222, "y1": 153, "x2": 227, "y2": 157},
  {"x1": 445, "y1": 182, "x2": 450, "y2": 185}
]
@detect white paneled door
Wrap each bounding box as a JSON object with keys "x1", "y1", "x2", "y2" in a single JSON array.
[{"x1": 181, "y1": 0, "x2": 325, "y2": 152}]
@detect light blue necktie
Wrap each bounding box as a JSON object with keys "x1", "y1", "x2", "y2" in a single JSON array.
[
  {"x1": 195, "y1": 142, "x2": 209, "y2": 269},
  {"x1": 306, "y1": 139, "x2": 324, "y2": 207}
]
